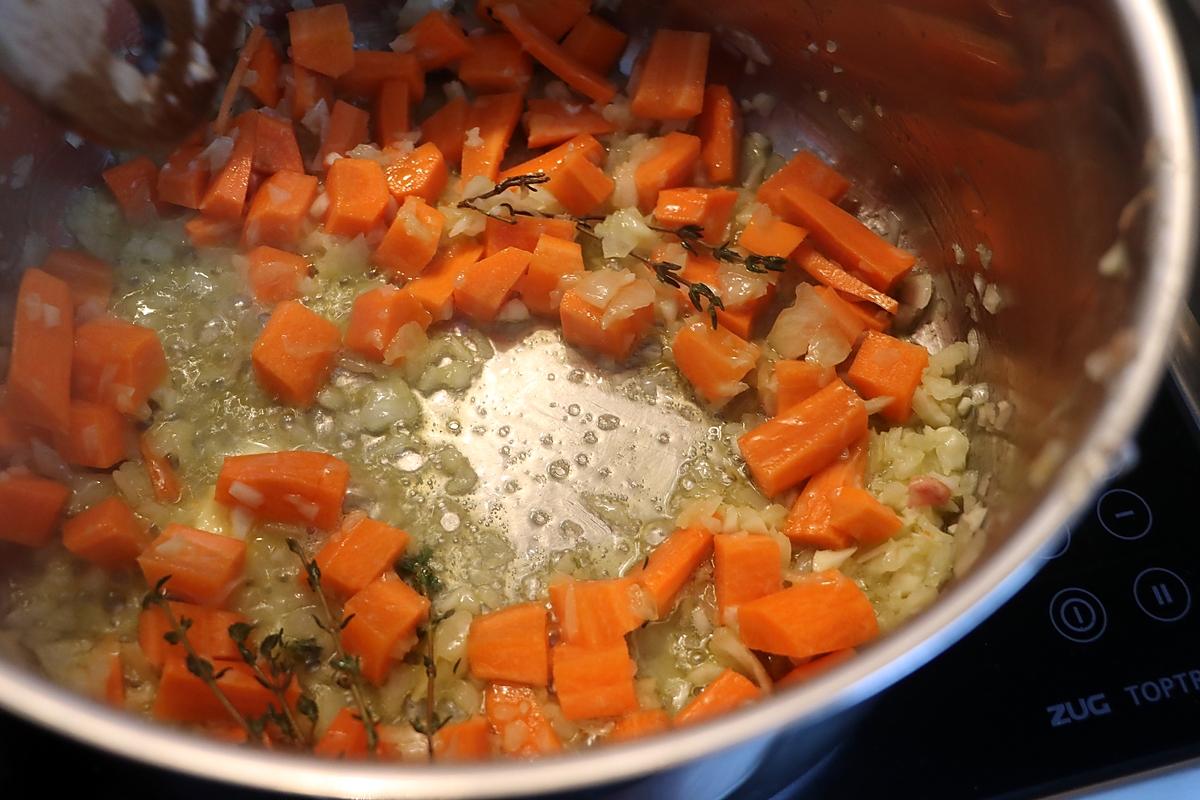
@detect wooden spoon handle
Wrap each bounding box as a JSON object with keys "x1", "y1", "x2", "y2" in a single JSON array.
[{"x1": 0, "y1": 0, "x2": 243, "y2": 152}]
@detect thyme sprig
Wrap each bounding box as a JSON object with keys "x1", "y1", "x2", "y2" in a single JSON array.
[
  {"x1": 227, "y1": 622, "x2": 318, "y2": 747},
  {"x1": 457, "y1": 174, "x2": 725, "y2": 327},
  {"x1": 142, "y1": 576, "x2": 257, "y2": 742},
  {"x1": 649, "y1": 223, "x2": 789, "y2": 274},
  {"x1": 287, "y1": 537, "x2": 380, "y2": 754},
  {"x1": 395, "y1": 547, "x2": 447, "y2": 745}
]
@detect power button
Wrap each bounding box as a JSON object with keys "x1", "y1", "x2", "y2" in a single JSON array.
[{"x1": 1049, "y1": 587, "x2": 1108, "y2": 643}]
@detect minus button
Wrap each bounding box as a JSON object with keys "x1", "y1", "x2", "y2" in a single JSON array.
[{"x1": 1096, "y1": 489, "x2": 1152, "y2": 541}]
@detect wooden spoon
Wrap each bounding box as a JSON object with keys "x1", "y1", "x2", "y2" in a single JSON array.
[{"x1": 0, "y1": 0, "x2": 243, "y2": 152}]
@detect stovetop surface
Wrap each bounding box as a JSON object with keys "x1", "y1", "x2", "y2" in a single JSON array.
[{"x1": 1, "y1": 383, "x2": 1197, "y2": 799}]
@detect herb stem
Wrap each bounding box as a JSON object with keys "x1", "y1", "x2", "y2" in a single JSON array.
[
  {"x1": 229, "y1": 624, "x2": 310, "y2": 748},
  {"x1": 288, "y1": 538, "x2": 380, "y2": 755}
]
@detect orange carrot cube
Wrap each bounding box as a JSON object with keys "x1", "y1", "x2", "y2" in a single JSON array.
[
  {"x1": 630, "y1": 30, "x2": 710, "y2": 120},
  {"x1": 561, "y1": 15, "x2": 628, "y2": 75},
  {"x1": 453, "y1": 247, "x2": 532, "y2": 324},
  {"x1": 215, "y1": 450, "x2": 350, "y2": 530},
  {"x1": 739, "y1": 208, "x2": 808, "y2": 258},
  {"x1": 549, "y1": 576, "x2": 644, "y2": 647},
  {"x1": 250, "y1": 111, "x2": 304, "y2": 175},
  {"x1": 0, "y1": 471, "x2": 70, "y2": 547},
  {"x1": 375, "y1": 79, "x2": 411, "y2": 148},
  {"x1": 314, "y1": 514, "x2": 411, "y2": 599},
  {"x1": 287, "y1": 4, "x2": 355, "y2": 78},
  {"x1": 341, "y1": 574, "x2": 431, "y2": 684},
  {"x1": 458, "y1": 34, "x2": 531, "y2": 94},
  {"x1": 156, "y1": 145, "x2": 209, "y2": 210},
  {"x1": 634, "y1": 132, "x2": 701, "y2": 211},
  {"x1": 783, "y1": 437, "x2": 868, "y2": 550},
  {"x1": 324, "y1": 158, "x2": 390, "y2": 238},
  {"x1": 674, "y1": 668, "x2": 759, "y2": 726},
  {"x1": 345, "y1": 285, "x2": 433, "y2": 363},
  {"x1": 484, "y1": 683, "x2": 562, "y2": 756},
  {"x1": 374, "y1": 196, "x2": 445, "y2": 279},
  {"x1": 515, "y1": 234, "x2": 584, "y2": 316},
  {"x1": 152, "y1": 655, "x2": 281, "y2": 723},
  {"x1": 773, "y1": 359, "x2": 834, "y2": 415},
  {"x1": 39, "y1": 248, "x2": 113, "y2": 316},
  {"x1": 137, "y1": 524, "x2": 246, "y2": 607},
  {"x1": 103, "y1": 157, "x2": 160, "y2": 222},
  {"x1": 199, "y1": 123, "x2": 256, "y2": 221},
  {"x1": 758, "y1": 150, "x2": 850, "y2": 210},
  {"x1": 461, "y1": 92, "x2": 524, "y2": 183},
  {"x1": 313, "y1": 706, "x2": 371, "y2": 758},
  {"x1": 845, "y1": 331, "x2": 930, "y2": 424},
  {"x1": 55, "y1": 399, "x2": 132, "y2": 469},
  {"x1": 558, "y1": 287, "x2": 655, "y2": 362},
  {"x1": 244, "y1": 35, "x2": 282, "y2": 107},
  {"x1": 484, "y1": 215, "x2": 576, "y2": 257},
  {"x1": 637, "y1": 527, "x2": 714, "y2": 620},
  {"x1": 315, "y1": 100, "x2": 370, "y2": 171},
  {"x1": 72, "y1": 318, "x2": 168, "y2": 416},
  {"x1": 653, "y1": 187, "x2": 738, "y2": 244},
  {"x1": 468, "y1": 602, "x2": 549, "y2": 686},
  {"x1": 285, "y1": 63, "x2": 334, "y2": 124},
  {"x1": 500, "y1": 133, "x2": 605, "y2": 181},
  {"x1": 7, "y1": 268, "x2": 73, "y2": 433},
  {"x1": 138, "y1": 601, "x2": 247, "y2": 670},
  {"x1": 713, "y1": 534, "x2": 782, "y2": 622},
  {"x1": 337, "y1": 51, "x2": 424, "y2": 103},
  {"x1": 419, "y1": 95, "x2": 469, "y2": 166},
  {"x1": 406, "y1": 241, "x2": 484, "y2": 321},
  {"x1": 697, "y1": 84, "x2": 740, "y2": 184},
  {"x1": 432, "y1": 716, "x2": 493, "y2": 761},
  {"x1": 243, "y1": 170, "x2": 319, "y2": 249},
  {"x1": 384, "y1": 142, "x2": 449, "y2": 204},
  {"x1": 672, "y1": 318, "x2": 761, "y2": 407},
  {"x1": 251, "y1": 301, "x2": 341, "y2": 407},
  {"x1": 608, "y1": 708, "x2": 670, "y2": 742},
  {"x1": 245, "y1": 245, "x2": 310, "y2": 306},
  {"x1": 405, "y1": 11, "x2": 472, "y2": 70},
  {"x1": 552, "y1": 640, "x2": 638, "y2": 721},
  {"x1": 829, "y1": 486, "x2": 904, "y2": 547},
  {"x1": 544, "y1": 151, "x2": 614, "y2": 216},
  {"x1": 524, "y1": 98, "x2": 616, "y2": 150},
  {"x1": 736, "y1": 570, "x2": 879, "y2": 659}
]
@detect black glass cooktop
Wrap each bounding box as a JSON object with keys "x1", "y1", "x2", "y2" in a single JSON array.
[{"x1": 1, "y1": 383, "x2": 1197, "y2": 800}]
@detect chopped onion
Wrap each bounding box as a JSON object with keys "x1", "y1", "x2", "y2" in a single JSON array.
[
  {"x1": 228, "y1": 480, "x2": 264, "y2": 508},
  {"x1": 709, "y1": 627, "x2": 773, "y2": 691},
  {"x1": 574, "y1": 269, "x2": 635, "y2": 310},
  {"x1": 601, "y1": 279, "x2": 655, "y2": 329},
  {"x1": 496, "y1": 298, "x2": 530, "y2": 322},
  {"x1": 812, "y1": 547, "x2": 857, "y2": 571}
]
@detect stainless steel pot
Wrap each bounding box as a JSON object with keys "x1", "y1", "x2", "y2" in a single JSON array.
[{"x1": 0, "y1": 1, "x2": 1193, "y2": 797}]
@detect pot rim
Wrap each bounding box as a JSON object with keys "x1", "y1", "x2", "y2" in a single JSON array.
[{"x1": 0, "y1": 1, "x2": 1194, "y2": 796}]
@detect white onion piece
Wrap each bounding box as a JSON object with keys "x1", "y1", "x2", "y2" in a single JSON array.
[
  {"x1": 709, "y1": 627, "x2": 773, "y2": 691},
  {"x1": 601, "y1": 278, "x2": 655, "y2": 329},
  {"x1": 575, "y1": 269, "x2": 635, "y2": 310},
  {"x1": 768, "y1": 284, "x2": 836, "y2": 359},
  {"x1": 717, "y1": 262, "x2": 771, "y2": 307}
]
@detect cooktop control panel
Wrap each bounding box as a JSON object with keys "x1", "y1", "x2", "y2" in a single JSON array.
[{"x1": 793, "y1": 385, "x2": 1200, "y2": 799}]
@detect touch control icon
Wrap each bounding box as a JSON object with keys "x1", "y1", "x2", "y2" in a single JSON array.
[
  {"x1": 1049, "y1": 588, "x2": 1107, "y2": 643},
  {"x1": 1133, "y1": 568, "x2": 1191, "y2": 623},
  {"x1": 1096, "y1": 489, "x2": 1152, "y2": 541}
]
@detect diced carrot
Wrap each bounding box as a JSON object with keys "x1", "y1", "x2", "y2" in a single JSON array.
[
  {"x1": 243, "y1": 170, "x2": 319, "y2": 249},
  {"x1": 6, "y1": 268, "x2": 73, "y2": 433},
  {"x1": 672, "y1": 318, "x2": 760, "y2": 407},
  {"x1": 375, "y1": 79, "x2": 411, "y2": 148},
  {"x1": 654, "y1": 187, "x2": 738, "y2": 244},
  {"x1": 341, "y1": 574, "x2": 431, "y2": 684},
  {"x1": 637, "y1": 527, "x2": 713, "y2": 620},
  {"x1": 345, "y1": 285, "x2": 433, "y2": 363},
  {"x1": 524, "y1": 98, "x2": 614, "y2": 150},
  {"x1": 313, "y1": 707, "x2": 370, "y2": 758},
  {"x1": 829, "y1": 486, "x2": 903, "y2": 547},
  {"x1": 674, "y1": 668, "x2": 760, "y2": 726},
  {"x1": 374, "y1": 196, "x2": 445, "y2": 280},
  {"x1": 808, "y1": 284, "x2": 870, "y2": 343},
  {"x1": 476, "y1": 0, "x2": 588, "y2": 40},
  {"x1": 738, "y1": 379, "x2": 868, "y2": 497},
  {"x1": 458, "y1": 34, "x2": 532, "y2": 94},
  {"x1": 185, "y1": 216, "x2": 238, "y2": 248},
  {"x1": 407, "y1": 241, "x2": 484, "y2": 321},
  {"x1": 630, "y1": 31, "x2": 710, "y2": 120},
  {"x1": 338, "y1": 51, "x2": 425, "y2": 104},
  {"x1": 462, "y1": 92, "x2": 524, "y2": 183},
  {"x1": 152, "y1": 655, "x2": 278, "y2": 723},
  {"x1": 420, "y1": 95, "x2": 469, "y2": 166},
  {"x1": 608, "y1": 708, "x2": 671, "y2": 742},
  {"x1": 324, "y1": 158, "x2": 390, "y2": 238},
  {"x1": 515, "y1": 234, "x2": 584, "y2": 316},
  {"x1": 830, "y1": 289, "x2": 891, "y2": 334},
  {"x1": 453, "y1": 247, "x2": 532, "y2": 324},
  {"x1": 484, "y1": 215, "x2": 576, "y2": 257},
  {"x1": 406, "y1": 11, "x2": 472, "y2": 71},
  {"x1": 552, "y1": 640, "x2": 637, "y2": 721},
  {"x1": 432, "y1": 716, "x2": 493, "y2": 761},
  {"x1": 779, "y1": 185, "x2": 916, "y2": 292},
  {"x1": 245, "y1": 246, "x2": 310, "y2": 306},
  {"x1": 492, "y1": 4, "x2": 617, "y2": 105},
  {"x1": 544, "y1": 151, "x2": 614, "y2": 216},
  {"x1": 103, "y1": 157, "x2": 160, "y2": 223},
  {"x1": 783, "y1": 436, "x2": 868, "y2": 549},
  {"x1": 72, "y1": 317, "x2": 168, "y2": 417},
  {"x1": 286, "y1": 63, "x2": 334, "y2": 124},
  {"x1": 156, "y1": 145, "x2": 210, "y2": 210},
  {"x1": 634, "y1": 132, "x2": 701, "y2": 212},
  {"x1": 215, "y1": 450, "x2": 350, "y2": 530},
  {"x1": 315, "y1": 100, "x2": 370, "y2": 171},
  {"x1": 758, "y1": 150, "x2": 850, "y2": 210},
  {"x1": 0, "y1": 415, "x2": 34, "y2": 462},
  {"x1": 697, "y1": 85, "x2": 740, "y2": 185},
  {"x1": 484, "y1": 683, "x2": 562, "y2": 757},
  {"x1": 137, "y1": 524, "x2": 246, "y2": 607},
  {"x1": 777, "y1": 648, "x2": 857, "y2": 688},
  {"x1": 676, "y1": 253, "x2": 775, "y2": 340},
  {"x1": 139, "y1": 432, "x2": 182, "y2": 504},
  {"x1": 737, "y1": 570, "x2": 879, "y2": 659},
  {"x1": 215, "y1": 26, "x2": 267, "y2": 135},
  {"x1": 40, "y1": 249, "x2": 113, "y2": 317},
  {"x1": 499, "y1": 133, "x2": 605, "y2": 181},
  {"x1": 103, "y1": 648, "x2": 125, "y2": 707},
  {"x1": 713, "y1": 534, "x2": 782, "y2": 623},
  {"x1": 55, "y1": 399, "x2": 131, "y2": 469},
  {"x1": 199, "y1": 122, "x2": 257, "y2": 221},
  {"x1": 287, "y1": 4, "x2": 355, "y2": 78},
  {"x1": 739, "y1": 208, "x2": 807, "y2": 259},
  {"x1": 384, "y1": 142, "x2": 448, "y2": 204},
  {"x1": 549, "y1": 576, "x2": 644, "y2": 647},
  {"x1": 561, "y1": 15, "x2": 628, "y2": 76},
  {"x1": 558, "y1": 287, "x2": 655, "y2": 361},
  {"x1": 845, "y1": 331, "x2": 929, "y2": 424},
  {"x1": 138, "y1": 601, "x2": 247, "y2": 670},
  {"x1": 0, "y1": 471, "x2": 70, "y2": 547},
  {"x1": 468, "y1": 602, "x2": 549, "y2": 686},
  {"x1": 774, "y1": 359, "x2": 834, "y2": 415},
  {"x1": 245, "y1": 35, "x2": 282, "y2": 108},
  {"x1": 250, "y1": 111, "x2": 304, "y2": 175},
  {"x1": 794, "y1": 244, "x2": 899, "y2": 315},
  {"x1": 314, "y1": 513, "x2": 411, "y2": 599},
  {"x1": 250, "y1": 301, "x2": 341, "y2": 407}
]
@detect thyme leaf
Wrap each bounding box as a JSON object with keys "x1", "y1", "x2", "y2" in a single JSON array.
[{"x1": 227, "y1": 621, "x2": 315, "y2": 747}]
